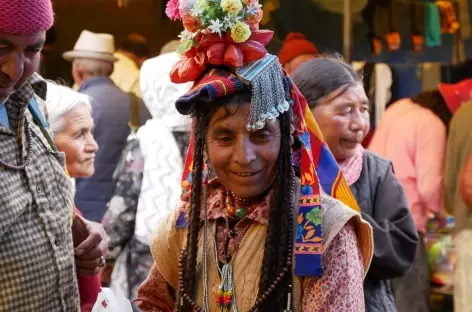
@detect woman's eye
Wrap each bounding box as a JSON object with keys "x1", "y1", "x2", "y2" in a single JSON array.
[
  {"x1": 216, "y1": 135, "x2": 232, "y2": 143},
  {"x1": 253, "y1": 132, "x2": 271, "y2": 141},
  {"x1": 26, "y1": 48, "x2": 41, "y2": 54},
  {"x1": 340, "y1": 107, "x2": 352, "y2": 115}
]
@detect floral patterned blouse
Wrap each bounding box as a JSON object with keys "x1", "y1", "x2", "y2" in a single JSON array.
[{"x1": 136, "y1": 182, "x2": 366, "y2": 311}]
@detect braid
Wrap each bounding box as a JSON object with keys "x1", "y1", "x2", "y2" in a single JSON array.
[
  {"x1": 258, "y1": 111, "x2": 294, "y2": 310},
  {"x1": 178, "y1": 114, "x2": 206, "y2": 312}
]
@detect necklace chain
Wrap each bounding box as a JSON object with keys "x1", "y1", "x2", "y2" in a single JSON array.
[{"x1": 0, "y1": 119, "x2": 33, "y2": 171}]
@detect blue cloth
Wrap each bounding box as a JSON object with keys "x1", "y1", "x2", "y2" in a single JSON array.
[
  {"x1": 425, "y1": 3, "x2": 441, "y2": 47},
  {"x1": 75, "y1": 77, "x2": 131, "y2": 222},
  {"x1": 0, "y1": 103, "x2": 10, "y2": 128}
]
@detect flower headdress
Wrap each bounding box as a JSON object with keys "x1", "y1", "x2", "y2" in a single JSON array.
[{"x1": 167, "y1": 0, "x2": 360, "y2": 278}]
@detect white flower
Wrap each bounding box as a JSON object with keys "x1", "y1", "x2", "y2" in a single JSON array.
[
  {"x1": 223, "y1": 15, "x2": 236, "y2": 30},
  {"x1": 208, "y1": 19, "x2": 224, "y2": 36},
  {"x1": 190, "y1": 3, "x2": 205, "y2": 16},
  {"x1": 178, "y1": 30, "x2": 195, "y2": 42},
  {"x1": 246, "y1": 3, "x2": 262, "y2": 15}
]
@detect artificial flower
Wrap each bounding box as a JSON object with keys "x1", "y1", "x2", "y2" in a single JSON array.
[
  {"x1": 196, "y1": 0, "x2": 210, "y2": 10},
  {"x1": 178, "y1": 0, "x2": 196, "y2": 17},
  {"x1": 246, "y1": 2, "x2": 262, "y2": 15},
  {"x1": 231, "y1": 21, "x2": 251, "y2": 43},
  {"x1": 166, "y1": 0, "x2": 182, "y2": 20},
  {"x1": 178, "y1": 29, "x2": 195, "y2": 42},
  {"x1": 190, "y1": 3, "x2": 205, "y2": 17},
  {"x1": 221, "y1": 0, "x2": 243, "y2": 16},
  {"x1": 183, "y1": 15, "x2": 202, "y2": 32},
  {"x1": 208, "y1": 19, "x2": 224, "y2": 37},
  {"x1": 223, "y1": 15, "x2": 237, "y2": 30},
  {"x1": 245, "y1": 6, "x2": 263, "y2": 25},
  {"x1": 242, "y1": 0, "x2": 258, "y2": 5},
  {"x1": 170, "y1": 47, "x2": 207, "y2": 83}
]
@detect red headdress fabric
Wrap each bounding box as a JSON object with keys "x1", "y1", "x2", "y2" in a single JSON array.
[
  {"x1": 439, "y1": 78, "x2": 472, "y2": 114},
  {"x1": 0, "y1": 0, "x2": 54, "y2": 34},
  {"x1": 278, "y1": 32, "x2": 319, "y2": 66}
]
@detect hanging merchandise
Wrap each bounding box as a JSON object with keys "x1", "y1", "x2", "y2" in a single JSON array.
[
  {"x1": 362, "y1": 0, "x2": 400, "y2": 56},
  {"x1": 425, "y1": 2, "x2": 441, "y2": 47},
  {"x1": 261, "y1": 0, "x2": 279, "y2": 25},
  {"x1": 435, "y1": 1, "x2": 460, "y2": 34},
  {"x1": 411, "y1": 2, "x2": 425, "y2": 52},
  {"x1": 421, "y1": 63, "x2": 442, "y2": 92},
  {"x1": 457, "y1": 0, "x2": 471, "y2": 39}
]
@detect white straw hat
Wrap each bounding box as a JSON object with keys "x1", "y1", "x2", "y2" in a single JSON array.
[{"x1": 63, "y1": 30, "x2": 118, "y2": 62}]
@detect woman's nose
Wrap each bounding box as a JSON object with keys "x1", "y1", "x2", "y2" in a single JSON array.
[
  {"x1": 87, "y1": 135, "x2": 99, "y2": 153},
  {"x1": 233, "y1": 137, "x2": 256, "y2": 165}
]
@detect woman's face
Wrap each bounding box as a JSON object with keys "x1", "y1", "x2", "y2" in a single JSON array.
[
  {"x1": 206, "y1": 103, "x2": 281, "y2": 199},
  {"x1": 54, "y1": 104, "x2": 98, "y2": 178},
  {"x1": 311, "y1": 82, "x2": 370, "y2": 160}
]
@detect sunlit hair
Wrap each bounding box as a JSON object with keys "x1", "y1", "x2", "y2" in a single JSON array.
[
  {"x1": 73, "y1": 58, "x2": 114, "y2": 77},
  {"x1": 291, "y1": 54, "x2": 362, "y2": 109},
  {"x1": 45, "y1": 81, "x2": 92, "y2": 133}
]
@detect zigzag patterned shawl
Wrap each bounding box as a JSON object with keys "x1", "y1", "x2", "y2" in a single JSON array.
[{"x1": 174, "y1": 67, "x2": 360, "y2": 277}]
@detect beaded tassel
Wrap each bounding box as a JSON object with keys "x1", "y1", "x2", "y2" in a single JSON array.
[
  {"x1": 216, "y1": 263, "x2": 238, "y2": 312},
  {"x1": 283, "y1": 284, "x2": 293, "y2": 312}
]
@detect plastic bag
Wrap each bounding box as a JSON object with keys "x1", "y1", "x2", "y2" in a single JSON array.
[{"x1": 91, "y1": 288, "x2": 133, "y2": 312}]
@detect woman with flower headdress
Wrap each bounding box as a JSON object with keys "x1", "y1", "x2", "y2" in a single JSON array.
[{"x1": 136, "y1": 0, "x2": 373, "y2": 311}]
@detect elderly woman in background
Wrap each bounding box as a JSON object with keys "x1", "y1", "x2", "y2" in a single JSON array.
[
  {"x1": 292, "y1": 56, "x2": 418, "y2": 312},
  {"x1": 45, "y1": 82, "x2": 100, "y2": 312}
]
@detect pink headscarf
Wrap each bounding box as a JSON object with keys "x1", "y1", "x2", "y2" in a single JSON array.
[{"x1": 0, "y1": 0, "x2": 54, "y2": 34}]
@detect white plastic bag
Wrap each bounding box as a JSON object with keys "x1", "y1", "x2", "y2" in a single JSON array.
[{"x1": 91, "y1": 288, "x2": 133, "y2": 312}]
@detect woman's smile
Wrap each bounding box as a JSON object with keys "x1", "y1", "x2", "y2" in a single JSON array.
[{"x1": 230, "y1": 169, "x2": 262, "y2": 178}]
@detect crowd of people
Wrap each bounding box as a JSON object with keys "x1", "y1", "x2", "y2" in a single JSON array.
[{"x1": 1, "y1": 0, "x2": 471, "y2": 312}]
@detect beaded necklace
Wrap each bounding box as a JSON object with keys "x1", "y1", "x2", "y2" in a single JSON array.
[{"x1": 177, "y1": 180, "x2": 295, "y2": 312}]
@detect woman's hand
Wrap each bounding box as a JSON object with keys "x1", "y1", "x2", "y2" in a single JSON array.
[{"x1": 72, "y1": 216, "x2": 110, "y2": 276}]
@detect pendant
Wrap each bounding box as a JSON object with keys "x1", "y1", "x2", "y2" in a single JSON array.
[
  {"x1": 235, "y1": 207, "x2": 248, "y2": 219},
  {"x1": 216, "y1": 263, "x2": 237, "y2": 311}
]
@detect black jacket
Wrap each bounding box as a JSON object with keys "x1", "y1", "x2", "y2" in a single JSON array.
[{"x1": 350, "y1": 151, "x2": 419, "y2": 312}]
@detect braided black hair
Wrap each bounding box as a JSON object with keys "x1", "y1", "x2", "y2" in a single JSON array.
[{"x1": 176, "y1": 88, "x2": 295, "y2": 312}]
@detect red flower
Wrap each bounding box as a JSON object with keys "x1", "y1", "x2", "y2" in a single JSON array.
[{"x1": 183, "y1": 15, "x2": 201, "y2": 33}]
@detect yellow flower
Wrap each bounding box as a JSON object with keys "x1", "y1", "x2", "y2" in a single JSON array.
[
  {"x1": 196, "y1": 0, "x2": 209, "y2": 10},
  {"x1": 221, "y1": 0, "x2": 243, "y2": 16},
  {"x1": 231, "y1": 21, "x2": 251, "y2": 43}
]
